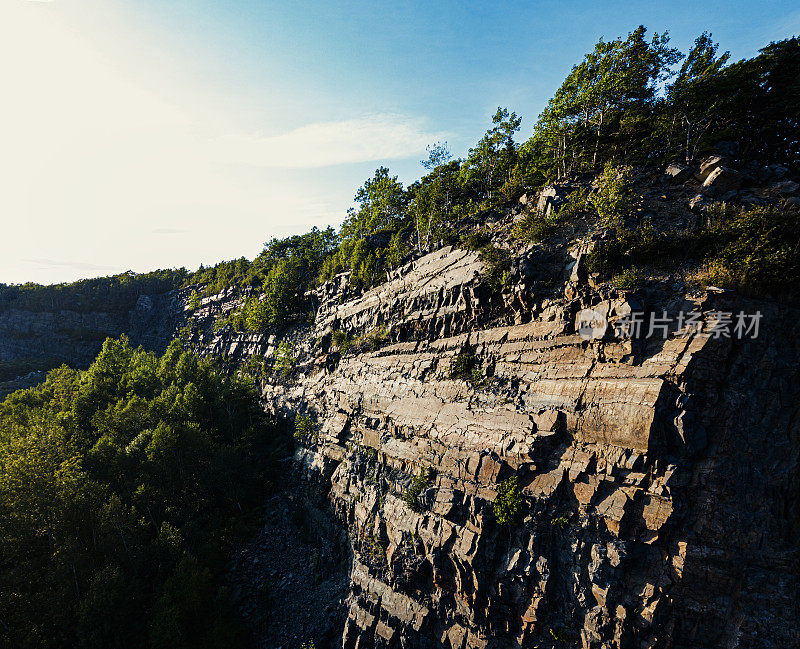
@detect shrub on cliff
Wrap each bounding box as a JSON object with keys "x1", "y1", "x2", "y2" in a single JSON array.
[
  {"x1": 695, "y1": 204, "x2": 800, "y2": 294},
  {"x1": 587, "y1": 204, "x2": 800, "y2": 296},
  {"x1": 591, "y1": 163, "x2": 637, "y2": 225},
  {"x1": 294, "y1": 413, "x2": 317, "y2": 445},
  {"x1": 479, "y1": 245, "x2": 512, "y2": 292},
  {"x1": 404, "y1": 467, "x2": 431, "y2": 513},
  {"x1": 274, "y1": 342, "x2": 296, "y2": 381},
  {"x1": 494, "y1": 476, "x2": 523, "y2": 526}
]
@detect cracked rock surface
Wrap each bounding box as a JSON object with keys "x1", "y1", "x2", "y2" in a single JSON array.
[{"x1": 184, "y1": 236, "x2": 799, "y2": 649}]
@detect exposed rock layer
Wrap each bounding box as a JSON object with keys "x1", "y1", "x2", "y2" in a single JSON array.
[{"x1": 188, "y1": 242, "x2": 799, "y2": 649}]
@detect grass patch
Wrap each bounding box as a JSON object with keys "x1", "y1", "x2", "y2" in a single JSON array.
[
  {"x1": 612, "y1": 266, "x2": 645, "y2": 291},
  {"x1": 587, "y1": 204, "x2": 800, "y2": 297}
]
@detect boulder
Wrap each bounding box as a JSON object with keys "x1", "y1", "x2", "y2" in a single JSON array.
[
  {"x1": 774, "y1": 180, "x2": 799, "y2": 196},
  {"x1": 536, "y1": 185, "x2": 571, "y2": 217},
  {"x1": 695, "y1": 155, "x2": 727, "y2": 182},
  {"x1": 701, "y1": 166, "x2": 741, "y2": 196},
  {"x1": 664, "y1": 163, "x2": 693, "y2": 184}
]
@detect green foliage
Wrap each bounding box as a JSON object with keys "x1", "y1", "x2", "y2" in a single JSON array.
[
  {"x1": 387, "y1": 231, "x2": 409, "y2": 267},
  {"x1": 357, "y1": 326, "x2": 389, "y2": 353},
  {"x1": 479, "y1": 245, "x2": 512, "y2": 291},
  {"x1": 591, "y1": 163, "x2": 636, "y2": 224},
  {"x1": 332, "y1": 327, "x2": 389, "y2": 356},
  {"x1": 449, "y1": 351, "x2": 485, "y2": 387},
  {"x1": 188, "y1": 290, "x2": 201, "y2": 310},
  {"x1": 332, "y1": 329, "x2": 354, "y2": 353},
  {"x1": 192, "y1": 227, "x2": 339, "y2": 326},
  {"x1": 587, "y1": 205, "x2": 800, "y2": 296},
  {"x1": 586, "y1": 217, "x2": 659, "y2": 278},
  {"x1": 513, "y1": 210, "x2": 556, "y2": 244},
  {"x1": 0, "y1": 269, "x2": 186, "y2": 315},
  {"x1": 0, "y1": 337, "x2": 281, "y2": 648},
  {"x1": 461, "y1": 107, "x2": 522, "y2": 200},
  {"x1": 459, "y1": 230, "x2": 491, "y2": 251},
  {"x1": 514, "y1": 187, "x2": 594, "y2": 244},
  {"x1": 665, "y1": 32, "x2": 732, "y2": 162},
  {"x1": 294, "y1": 413, "x2": 316, "y2": 445},
  {"x1": 470, "y1": 366, "x2": 485, "y2": 386},
  {"x1": 450, "y1": 351, "x2": 476, "y2": 381},
  {"x1": 695, "y1": 205, "x2": 800, "y2": 294},
  {"x1": 343, "y1": 167, "x2": 405, "y2": 240},
  {"x1": 413, "y1": 142, "x2": 456, "y2": 250},
  {"x1": 274, "y1": 342, "x2": 296, "y2": 382},
  {"x1": 532, "y1": 26, "x2": 680, "y2": 176},
  {"x1": 213, "y1": 260, "x2": 304, "y2": 332},
  {"x1": 494, "y1": 476, "x2": 523, "y2": 526},
  {"x1": 530, "y1": 29, "x2": 799, "y2": 173},
  {"x1": 315, "y1": 167, "x2": 409, "y2": 290},
  {"x1": 404, "y1": 467, "x2": 431, "y2": 513},
  {"x1": 612, "y1": 266, "x2": 645, "y2": 291}
]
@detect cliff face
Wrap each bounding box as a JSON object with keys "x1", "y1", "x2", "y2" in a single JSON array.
[
  {"x1": 187, "y1": 236, "x2": 800, "y2": 648},
  {"x1": 0, "y1": 291, "x2": 183, "y2": 394}
]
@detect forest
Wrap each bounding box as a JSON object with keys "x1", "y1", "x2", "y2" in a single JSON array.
[{"x1": 0, "y1": 338, "x2": 285, "y2": 648}]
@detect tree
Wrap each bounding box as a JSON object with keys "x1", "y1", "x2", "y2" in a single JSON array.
[
  {"x1": 0, "y1": 338, "x2": 278, "y2": 648},
  {"x1": 462, "y1": 108, "x2": 521, "y2": 200},
  {"x1": 667, "y1": 33, "x2": 731, "y2": 162},
  {"x1": 262, "y1": 257, "x2": 302, "y2": 325},
  {"x1": 342, "y1": 167, "x2": 405, "y2": 240},
  {"x1": 416, "y1": 142, "x2": 453, "y2": 251},
  {"x1": 531, "y1": 26, "x2": 680, "y2": 175}
]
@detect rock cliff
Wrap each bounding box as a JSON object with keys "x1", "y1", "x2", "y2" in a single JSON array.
[
  {"x1": 0, "y1": 291, "x2": 183, "y2": 396},
  {"x1": 184, "y1": 214, "x2": 799, "y2": 648}
]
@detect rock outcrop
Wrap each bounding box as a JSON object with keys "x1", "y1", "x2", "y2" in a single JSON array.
[{"x1": 186, "y1": 228, "x2": 799, "y2": 648}]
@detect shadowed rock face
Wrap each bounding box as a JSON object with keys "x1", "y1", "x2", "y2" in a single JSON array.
[
  {"x1": 0, "y1": 291, "x2": 184, "y2": 396},
  {"x1": 185, "y1": 241, "x2": 799, "y2": 649}
]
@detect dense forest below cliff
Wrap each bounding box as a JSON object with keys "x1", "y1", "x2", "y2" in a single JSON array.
[{"x1": 0, "y1": 26, "x2": 799, "y2": 649}]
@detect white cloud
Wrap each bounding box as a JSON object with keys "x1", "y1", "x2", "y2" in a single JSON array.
[
  {"x1": 214, "y1": 115, "x2": 443, "y2": 168},
  {"x1": 0, "y1": 2, "x2": 439, "y2": 284}
]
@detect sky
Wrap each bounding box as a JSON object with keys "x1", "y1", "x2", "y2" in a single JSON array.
[{"x1": 2, "y1": 0, "x2": 798, "y2": 285}]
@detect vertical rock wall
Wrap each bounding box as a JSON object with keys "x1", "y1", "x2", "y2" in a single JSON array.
[{"x1": 238, "y1": 246, "x2": 800, "y2": 649}]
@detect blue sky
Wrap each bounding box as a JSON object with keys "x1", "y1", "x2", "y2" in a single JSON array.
[{"x1": 2, "y1": 0, "x2": 798, "y2": 284}]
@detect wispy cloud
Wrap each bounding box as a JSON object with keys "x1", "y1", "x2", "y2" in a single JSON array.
[
  {"x1": 1, "y1": 2, "x2": 441, "y2": 285},
  {"x1": 214, "y1": 114, "x2": 445, "y2": 168},
  {"x1": 23, "y1": 259, "x2": 123, "y2": 272}
]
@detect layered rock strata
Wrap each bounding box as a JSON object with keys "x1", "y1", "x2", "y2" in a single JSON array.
[{"x1": 190, "y1": 242, "x2": 799, "y2": 648}]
